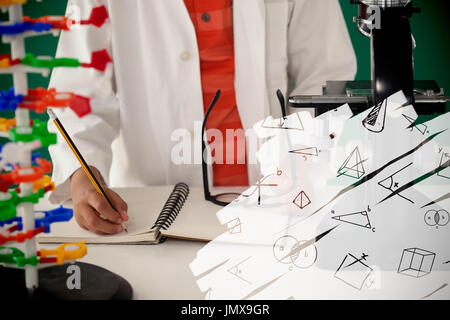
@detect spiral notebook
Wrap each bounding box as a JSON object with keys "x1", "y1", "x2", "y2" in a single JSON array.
[{"x1": 38, "y1": 183, "x2": 227, "y2": 244}]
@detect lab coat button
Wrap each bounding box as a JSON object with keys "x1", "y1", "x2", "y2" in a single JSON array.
[
  {"x1": 180, "y1": 51, "x2": 191, "y2": 61},
  {"x1": 201, "y1": 13, "x2": 211, "y2": 22}
]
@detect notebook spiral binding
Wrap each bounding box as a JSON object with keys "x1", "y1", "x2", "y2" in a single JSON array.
[{"x1": 152, "y1": 183, "x2": 190, "y2": 230}]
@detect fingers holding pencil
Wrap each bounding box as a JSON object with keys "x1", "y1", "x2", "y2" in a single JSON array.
[
  {"x1": 48, "y1": 108, "x2": 129, "y2": 234},
  {"x1": 71, "y1": 168, "x2": 129, "y2": 234}
]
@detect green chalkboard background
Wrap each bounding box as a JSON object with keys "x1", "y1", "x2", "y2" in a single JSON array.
[{"x1": 1, "y1": 0, "x2": 449, "y2": 159}]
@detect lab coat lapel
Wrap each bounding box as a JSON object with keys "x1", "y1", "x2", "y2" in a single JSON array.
[{"x1": 233, "y1": 0, "x2": 270, "y2": 132}]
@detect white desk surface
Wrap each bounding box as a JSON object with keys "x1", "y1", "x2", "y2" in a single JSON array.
[{"x1": 40, "y1": 239, "x2": 206, "y2": 300}]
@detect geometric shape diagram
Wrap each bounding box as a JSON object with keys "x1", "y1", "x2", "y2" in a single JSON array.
[
  {"x1": 437, "y1": 152, "x2": 450, "y2": 180},
  {"x1": 293, "y1": 190, "x2": 311, "y2": 209},
  {"x1": 289, "y1": 147, "x2": 319, "y2": 157},
  {"x1": 424, "y1": 209, "x2": 449, "y2": 229},
  {"x1": 241, "y1": 171, "x2": 281, "y2": 205},
  {"x1": 272, "y1": 235, "x2": 317, "y2": 269},
  {"x1": 362, "y1": 99, "x2": 387, "y2": 133},
  {"x1": 331, "y1": 209, "x2": 374, "y2": 232},
  {"x1": 225, "y1": 217, "x2": 242, "y2": 234},
  {"x1": 227, "y1": 257, "x2": 252, "y2": 284},
  {"x1": 337, "y1": 146, "x2": 366, "y2": 179},
  {"x1": 334, "y1": 253, "x2": 373, "y2": 290},
  {"x1": 398, "y1": 248, "x2": 436, "y2": 278},
  {"x1": 261, "y1": 113, "x2": 304, "y2": 131},
  {"x1": 402, "y1": 114, "x2": 428, "y2": 135},
  {"x1": 378, "y1": 162, "x2": 414, "y2": 204}
]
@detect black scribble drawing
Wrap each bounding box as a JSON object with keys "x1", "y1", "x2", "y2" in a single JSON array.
[
  {"x1": 227, "y1": 257, "x2": 252, "y2": 284},
  {"x1": 378, "y1": 162, "x2": 414, "y2": 203},
  {"x1": 335, "y1": 253, "x2": 373, "y2": 290},
  {"x1": 421, "y1": 193, "x2": 450, "y2": 208},
  {"x1": 362, "y1": 99, "x2": 387, "y2": 133},
  {"x1": 398, "y1": 248, "x2": 436, "y2": 278},
  {"x1": 337, "y1": 146, "x2": 367, "y2": 179},
  {"x1": 403, "y1": 114, "x2": 428, "y2": 135},
  {"x1": 424, "y1": 209, "x2": 449, "y2": 229},
  {"x1": 293, "y1": 190, "x2": 311, "y2": 209}
]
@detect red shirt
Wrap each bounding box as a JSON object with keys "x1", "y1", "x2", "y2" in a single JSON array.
[{"x1": 184, "y1": 0, "x2": 249, "y2": 187}]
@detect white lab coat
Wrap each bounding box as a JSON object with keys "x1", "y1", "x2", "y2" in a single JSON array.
[{"x1": 48, "y1": 0, "x2": 356, "y2": 203}]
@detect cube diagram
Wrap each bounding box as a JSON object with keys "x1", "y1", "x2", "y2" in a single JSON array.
[{"x1": 398, "y1": 248, "x2": 435, "y2": 278}]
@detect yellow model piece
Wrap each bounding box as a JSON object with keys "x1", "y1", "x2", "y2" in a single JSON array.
[
  {"x1": 39, "y1": 241, "x2": 87, "y2": 265},
  {"x1": 0, "y1": 118, "x2": 15, "y2": 132},
  {"x1": 33, "y1": 175, "x2": 55, "y2": 193},
  {"x1": 0, "y1": 57, "x2": 10, "y2": 69},
  {"x1": 0, "y1": 0, "x2": 27, "y2": 6}
]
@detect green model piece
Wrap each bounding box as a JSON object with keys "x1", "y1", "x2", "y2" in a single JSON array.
[
  {"x1": 21, "y1": 53, "x2": 81, "y2": 69},
  {"x1": 0, "y1": 189, "x2": 45, "y2": 222},
  {"x1": 8, "y1": 119, "x2": 57, "y2": 146},
  {"x1": 0, "y1": 192, "x2": 19, "y2": 221},
  {"x1": 0, "y1": 247, "x2": 39, "y2": 267}
]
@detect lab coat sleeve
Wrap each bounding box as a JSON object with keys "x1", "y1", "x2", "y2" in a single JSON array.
[
  {"x1": 287, "y1": 0, "x2": 357, "y2": 95},
  {"x1": 47, "y1": 0, "x2": 120, "y2": 204}
]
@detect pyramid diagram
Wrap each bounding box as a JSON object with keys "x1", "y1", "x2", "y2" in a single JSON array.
[
  {"x1": 293, "y1": 191, "x2": 311, "y2": 209},
  {"x1": 337, "y1": 147, "x2": 366, "y2": 179},
  {"x1": 332, "y1": 211, "x2": 372, "y2": 230}
]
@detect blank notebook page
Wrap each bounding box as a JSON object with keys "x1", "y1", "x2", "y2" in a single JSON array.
[{"x1": 37, "y1": 186, "x2": 226, "y2": 242}]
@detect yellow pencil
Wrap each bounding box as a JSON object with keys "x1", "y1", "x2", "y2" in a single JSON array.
[{"x1": 47, "y1": 109, "x2": 127, "y2": 233}]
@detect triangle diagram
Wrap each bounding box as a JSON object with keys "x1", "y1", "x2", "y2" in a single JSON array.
[
  {"x1": 378, "y1": 176, "x2": 394, "y2": 190},
  {"x1": 289, "y1": 147, "x2": 319, "y2": 156},
  {"x1": 227, "y1": 265, "x2": 239, "y2": 276},
  {"x1": 332, "y1": 211, "x2": 372, "y2": 230},
  {"x1": 293, "y1": 191, "x2": 311, "y2": 209},
  {"x1": 362, "y1": 100, "x2": 387, "y2": 133},
  {"x1": 402, "y1": 114, "x2": 428, "y2": 135},
  {"x1": 262, "y1": 113, "x2": 304, "y2": 131},
  {"x1": 437, "y1": 152, "x2": 450, "y2": 179},
  {"x1": 338, "y1": 147, "x2": 365, "y2": 179}
]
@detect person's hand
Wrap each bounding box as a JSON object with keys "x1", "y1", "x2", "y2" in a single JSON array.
[{"x1": 70, "y1": 166, "x2": 129, "y2": 234}]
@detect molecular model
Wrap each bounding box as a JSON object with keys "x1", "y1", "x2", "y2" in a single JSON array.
[{"x1": 0, "y1": 0, "x2": 112, "y2": 293}]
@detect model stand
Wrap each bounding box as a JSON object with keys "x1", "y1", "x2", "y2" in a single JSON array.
[{"x1": 0, "y1": 0, "x2": 131, "y2": 299}]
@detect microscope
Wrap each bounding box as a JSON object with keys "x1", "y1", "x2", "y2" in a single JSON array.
[{"x1": 289, "y1": 0, "x2": 449, "y2": 116}]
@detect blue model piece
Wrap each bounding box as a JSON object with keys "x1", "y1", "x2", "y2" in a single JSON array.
[
  {"x1": 0, "y1": 21, "x2": 52, "y2": 35},
  {"x1": 0, "y1": 88, "x2": 23, "y2": 112},
  {"x1": 34, "y1": 206, "x2": 74, "y2": 233},
  {"x1": 0, "y1": 217, "x2": 21, "y2": 228},
  {"x1": 31, "y1": 152, "x2": 42, "y2": 164},
  {"x1": 0, "y1": 206, "x2": 73, "y2": 233}
]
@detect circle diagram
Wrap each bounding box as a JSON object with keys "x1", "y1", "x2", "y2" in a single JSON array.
[
  {"x1": 273, "y1": 236, "x2": 317, "y2": 269},
  {"x1": 424, "y1": 209, "x2": 449, "y2": 228}
]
